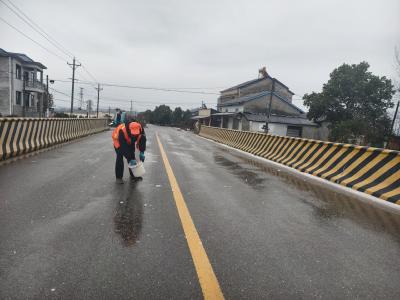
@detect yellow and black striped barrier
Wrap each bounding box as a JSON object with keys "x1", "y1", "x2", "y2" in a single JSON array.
[
  {"x1": 0, "y1": 118, "x2": 109, "y2": 161},
  {"x1": 199, "y1": 126, "x2": 400, "y2": 204}
]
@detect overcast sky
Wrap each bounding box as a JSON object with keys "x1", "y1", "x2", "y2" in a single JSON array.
[{"x1": 1, "y1": 0, "x2": 399, "y2": 112}]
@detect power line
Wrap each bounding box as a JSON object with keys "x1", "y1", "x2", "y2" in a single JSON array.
[
  {"x1": 78, "y1": 91, "x2": 217, "y2": 105},
  {"x1": 0, "y1": 16, "x2": 68, "y2": 62},
  {"x1": 53, "y1": 98, "x2": 71, "y2": 103},
  {"x1": 68, "y1": 90, "x2": 215, "y2": 105},
  {"x1": 52, "y1": 90, "x2": 216, "y2": 106},
  {"x1": 50, "y1": 78, "x2": 224, "y2": 91},
  {"x1": 2, "y1": 0, "x2": 101, "y2": 93},
  {"x1": 100, "y1": 82, "x2": 219, "y2": 95},
  {"x1": 72, "y1": 65, "x2": 98, "y2": 88},
  {"x1": 95, "y1": 83, "x2": 103, "y2": 117},
  {"x1": 50, "y1": 78, "x2": 303, "y2": 97},
  {"x1": 0, "y1": 71, "x2": 225, "y2": 104},
  {"x1": 50, "y1": 84, "x2": 218, "y2": 106},
  {"x1": 78, "y1": 63, "x2": 98, "y2": 84},
  {"x1": 0, "y1": 0, "x2": 73, "y2": 60},
  {"x1": 50, "y1": 79, "x2": 219, "y2": 95},
  {"x1": 67, "y1": 57, "x2": 81, "y2": 114},
  {"x1": 49, "y1": 87, "x2": 74, "y2": 98},
  {"x1": 160, "y1": 87, "x2": 225, "y2": 90},
  {"x1": 4, "y1": 0, "x2": 75, "y2": 58},
  {"x1": 50, "y1": 78, "x2": 217, "y2": 89}
]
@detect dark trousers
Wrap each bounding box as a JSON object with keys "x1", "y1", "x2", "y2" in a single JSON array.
[{"x1": 115, "y1": 148, "x2": 134, "y2": 179}]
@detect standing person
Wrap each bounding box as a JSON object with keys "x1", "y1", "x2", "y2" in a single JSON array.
[
  {"x1": 112, "y1": 118, "x2": 146, "y2": 184},
  {"x1": 113, "y1": 109, "x2": 126, "y2": 126}
]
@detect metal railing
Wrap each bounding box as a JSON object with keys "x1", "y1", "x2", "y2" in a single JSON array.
[{"x1": 24, "y1": 79, "x2": 46, "y2": 90}]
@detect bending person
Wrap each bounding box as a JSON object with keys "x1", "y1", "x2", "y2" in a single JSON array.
[{"x1": 112, "y1": 118, "x2": 146, "y2": 184}]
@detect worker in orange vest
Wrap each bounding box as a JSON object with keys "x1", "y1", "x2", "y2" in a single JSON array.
[{"x1": 112, "y1": 118, "x2": 146, "y2": 183}]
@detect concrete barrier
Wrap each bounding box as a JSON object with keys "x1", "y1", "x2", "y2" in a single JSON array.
[
  {"x1": 0, "y1": 118, "x2": 109, "y2": 161},
  {"x1": 199, "y1": 126, "x2": 400, "y2": 204}
]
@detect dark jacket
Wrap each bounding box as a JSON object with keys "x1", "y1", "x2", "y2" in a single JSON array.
[{"x1": 118, "y1": 122, "x2": 146, "y2": 160}]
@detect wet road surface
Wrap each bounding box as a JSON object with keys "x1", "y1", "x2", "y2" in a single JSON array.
[{"x1": 1, "y1": 125, "x2": 400, "y2": 299}]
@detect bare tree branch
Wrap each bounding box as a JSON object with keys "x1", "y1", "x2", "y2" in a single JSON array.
[{"x1": 395, "y1": 46, "x2": 400, "y2": 85}]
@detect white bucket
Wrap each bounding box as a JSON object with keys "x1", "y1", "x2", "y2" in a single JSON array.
[{"x1": 129, "y1": 162, "x2": 146, "y2": 177}]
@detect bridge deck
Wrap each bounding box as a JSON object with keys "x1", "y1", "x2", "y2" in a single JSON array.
[{"x1": 1, "y1": 125, "x2": 399, "y2": 299}]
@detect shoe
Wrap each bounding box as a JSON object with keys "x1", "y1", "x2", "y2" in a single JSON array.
[
  {"x1": 115, "y1": 178, "x2": 124, "y2": 184},
  {"x1": 130, "y1": 176, "x2": 143, "y2": 182}
]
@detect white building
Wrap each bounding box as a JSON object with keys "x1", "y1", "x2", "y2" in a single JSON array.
[
  {"x1": 215, "y1": 68, "x2": 328, "y2": 140},
  {"x1": 0, "y1": 48, "x2": 47, "y2": 117}
]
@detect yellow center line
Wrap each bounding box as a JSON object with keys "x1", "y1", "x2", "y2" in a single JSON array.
[{"x1": 156, "y1": 133, "x2": 224, "y2": 300}]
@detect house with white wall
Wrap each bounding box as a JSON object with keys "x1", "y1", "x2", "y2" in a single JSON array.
[
  {"x1": 0, "y1": 48, "x2": 47, "y2": 117},
  {"x1": 215, "y1": 68, "x2": 328, "y2": 140}
]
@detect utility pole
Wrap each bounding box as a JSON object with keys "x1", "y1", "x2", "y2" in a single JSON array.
[
  {"x1": 87, "y1": 99, "x2": 92, "y2": 118},
  {"x1": 265, "y1": 78, "x2": 276, "y2": 133},
  {"x1": 130, "y1": 100, "x2": 133, "y2": 115},
  {"x1": 79, "y1": 87, "x2": 84, "y2": 110},
  {"x1": 95, "y1": 83, "x2": 103, "y2": 118},
  {"x1": 108, "y1": 106, "x2": 111, "y2": 116},
  {"x1": 45, "y1": 74, "x2": 49, "y2": 117},
  {"x1": 390, "y1": 100, "x2": 400, "y2": 135},
  {"x1": 67, "y1": 57, "x2": 81, "y2": 115}
]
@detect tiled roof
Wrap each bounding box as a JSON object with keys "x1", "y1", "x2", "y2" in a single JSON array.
[
  {"x1": 0, "y1": 48, "x2": 47, "y2": 69},
  {"x1": 221, "y1": 76, "x2": 294, "y2": 94},
  {"x1": 219, "y1": 91, "x2": 270, "y2": 106},
  {"x1": 243, "y1": 113, "x2": 317, "y2": 126},
  {"x1": 219, "y1": 91, "x2": 304, "y2": 114},
  {"x1": 221, "y1": 78, "x2": 264, "y2": 93}
]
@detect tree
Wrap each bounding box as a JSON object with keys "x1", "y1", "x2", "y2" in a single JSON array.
[
  {"x1": 137, "y1": 109, "x2": 154, "y2": 124},
  {"x1": 392, "y1": 47, "x2": 400, "y2": 136},
  {"x1": 303, "y1": 62, "x2": 395, "y2": 146},
  {"x1": 182, "y1": 109, "x2": 193, "y2": 127},
  {"x1": 395, "y1": 46, "x2": 400, "y2": 91},
  {"x1": 137, "y1": 106, "x2": 194, "y2": 128},
  {"x1": 172, "y1": 107, "x2": 183, "y2": 125},
  {"x1": 153, "y1": 105, "x2": 172, "y2": 125},
  {"x1": 43, "y1": 93, "x2": 54, "y2": 115}
]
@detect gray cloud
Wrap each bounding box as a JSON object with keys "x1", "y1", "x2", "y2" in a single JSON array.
[{"x1": 1, "y1": 0, "x2": 399, "y2": 111}]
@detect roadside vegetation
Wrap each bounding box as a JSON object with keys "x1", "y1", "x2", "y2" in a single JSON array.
[
  {"x1": 136, "y1": 105, "x2": 193, "y2": 128},
  {"x1": 303, "y1": 61, "x2": 396, "y2": 147}
]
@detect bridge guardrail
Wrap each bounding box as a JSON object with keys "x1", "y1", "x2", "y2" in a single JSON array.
[
  {"x1": 0, "y1": 118, "x2": 109, "y2": 161},
  {"x1": 199, "y1": 126, "x2": 400, "y2": 204}
]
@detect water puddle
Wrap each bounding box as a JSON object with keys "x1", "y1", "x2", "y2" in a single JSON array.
[
  {"x1": 215, "y1": 148, "x2": 400, "y2": 241},
  {"x1": 113, "y1": 181, "x2": 143, "y2": 247}
]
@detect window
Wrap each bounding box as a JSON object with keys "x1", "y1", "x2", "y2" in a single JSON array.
[
  {"x1": 287, "y1": 126, "x2": 302, "y2": 138},
  {"x1": 37, "y1": 71, "x2": 43, "y2": 83},
  {"x1": 30, "y1": 94, "x2": 35, "y2": 107},
  {"x1": 24, "y1": 93, "x2": 30, "y2": 107},
  {"x1": 16, "y1": 65, "x2": 21, "y2": 79},
  {"x1": 16, "y1": 91, "x2": 22, "y2": 105},
  {"x1": 233, "y1": 118, "x2": 239, "y2": 130}
]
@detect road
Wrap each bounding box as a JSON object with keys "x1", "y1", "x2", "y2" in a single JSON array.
[{"x1": 1, "y1": 125, "x2": 400, "y2": 299}]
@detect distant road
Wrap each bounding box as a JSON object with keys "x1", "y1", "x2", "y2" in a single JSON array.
[{"x1": 1, "y1": 125, "x2": 400, "y2": 299}]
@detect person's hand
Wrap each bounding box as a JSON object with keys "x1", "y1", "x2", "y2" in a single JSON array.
[
  {"x1": 139, "y1": 152, "x2": 145, "y2": 162},
  {"x1": 129, "y1": 159, "x2": 137, "y2": 168}
]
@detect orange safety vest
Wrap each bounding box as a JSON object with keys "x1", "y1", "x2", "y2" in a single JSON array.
[{"x1": 112, "y1": 124, "x2": 131, "y2": 149}]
